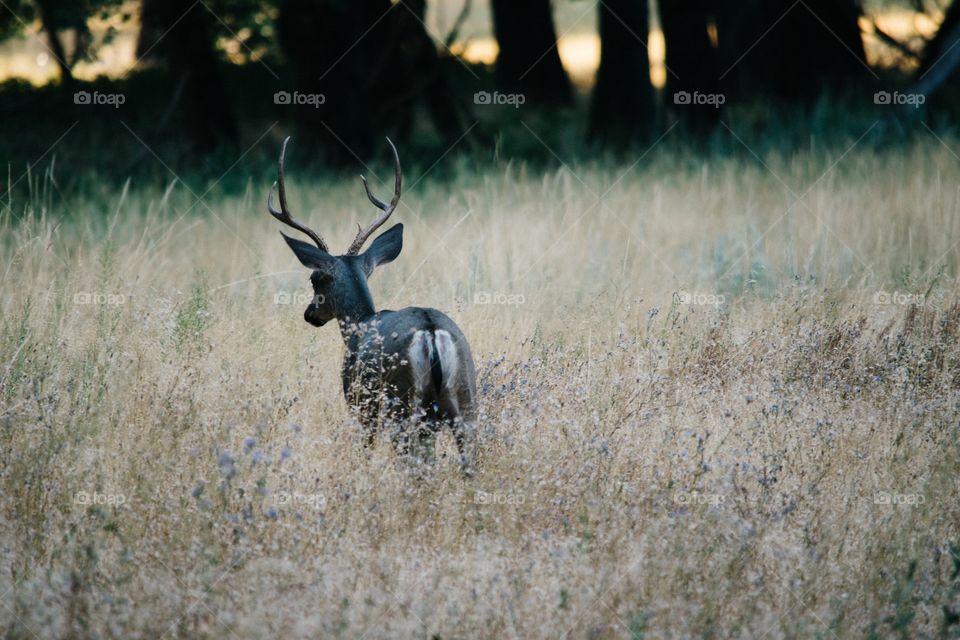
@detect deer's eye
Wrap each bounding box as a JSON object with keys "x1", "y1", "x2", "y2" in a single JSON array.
[{"x1": 311, "y1": 271, "x2": 331, "y2": 287}]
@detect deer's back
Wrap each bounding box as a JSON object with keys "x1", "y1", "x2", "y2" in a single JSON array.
[{"x1": 342, "y1": 307, "x2": 476, "y2": 420}]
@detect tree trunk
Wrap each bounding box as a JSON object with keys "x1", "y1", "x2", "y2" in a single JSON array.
[
  {"x1": 661, "y1": 0, "x2": 722, "y2": 133},
  {"x1": 904, "y1": 0, "x2": 960, "y2": 117},
  {"x1": 490, "y1": 0, "x2": 572, "y2": 106},
  {"x1": 589, "y1": 0, "x2": 654, "y2": 145},
  {"x1": 718, "y1": 0, "x2": 867, "y2": 102},
  {"x1": 34, "y1": 0, "x2": 73, "y2": 85},
  {"x1": 277, "y1": 0, "x2": 469, "y2": 165},
  {"x1": 277, "y1": 0, "x2": 400, "y2": 162},
  {"x1": 137, "y1": 0, "x2": 238, "y2": 153},
  {"x1": 918, "y1": 0, "x2": 960, "y2": 79},
  {"x1": 45, "y1": 30, "x2": 73, "y2": 84},
  {"x1": 397, "y1": 0, "x2": 471, "y2": 149}
]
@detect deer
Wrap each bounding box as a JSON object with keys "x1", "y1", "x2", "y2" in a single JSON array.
[{"x1": 268, "y1": 136, "x2": 478, "y2": 473}]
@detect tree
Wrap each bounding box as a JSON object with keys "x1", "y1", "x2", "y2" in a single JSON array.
[
  {"x1": 589, "y1": 0, "x2": 654, "y2": 145},
  {"x1": 136, "y1": 0, "x2": 239, "y2": 152},
  {"x1": 0, "y1": 0, "x2": 126, "y2": 84},
  {"x1": 276, "y1": 0, "x2": 403, "y2": 162},
  {"x1": 393, "y1": 0, "x2": 473, "y2": 148},
  {"x1": 898, "y1": 0, "x2": 960, "y2": 117},
  {"x1": 490, "y1": 0, "x2": 572, "y2": 106},
  {"x1": 660, "y1": 0, "x2": 722, "y2": 133},
  {"x1": 717, "y1": 0, "x2": 867, "y2": 102},
  {"x1": 916, "y1": 0, "x2": 960, "y2": 82},
  {"x1": 277, "y1": 0, "x2": 471, "y2": 164}
]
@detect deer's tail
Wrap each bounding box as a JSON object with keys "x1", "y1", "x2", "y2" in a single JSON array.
[{"x1": 410, "y1": 329, "x2": 459, "y2": 418}]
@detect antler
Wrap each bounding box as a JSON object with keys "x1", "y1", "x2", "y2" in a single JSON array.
[
  {"x1": 267, "y1": 136, "x2": 329, "y2": 253},
  {"x1": 346, "y1": 137, "x2": 402, "y2": 256}
]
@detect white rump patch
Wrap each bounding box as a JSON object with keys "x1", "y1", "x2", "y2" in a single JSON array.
[
  {"x1": 433, "y1": 330, "x2": 458, "y2": 390},
  {"x1": 409, "y1": 330, "x2": 433, "y2": 398},
  {"x1": 408, "y1": 329, "x2": 459, "y2": 398}
]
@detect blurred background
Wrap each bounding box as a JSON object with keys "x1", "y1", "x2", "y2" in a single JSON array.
[
  {"x1": 0, "y1": 0, "x2": 958, "y2": 188},
  {"x1": 5, "y1": 8, "x2": 960, "y2": 638}
]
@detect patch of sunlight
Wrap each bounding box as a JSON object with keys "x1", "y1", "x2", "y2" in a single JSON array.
[
  {"x1": 458, "y1": 30, "x2": 662, "y2": 90},
  {"x1": 0, "y1": 21, "x2": 137, "y2": 86},
  {"x1": 0, "y1": 8, "x2": 941, "y2": 88},
  {"x1": 649, "y1": 28, "x2": 666, "y2": 89},
  {"x1": 860, "y1": 9, "x2": 941, "y2": 70}
]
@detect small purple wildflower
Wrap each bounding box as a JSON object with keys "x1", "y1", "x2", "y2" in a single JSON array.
[{"x1": 218, "y1": 451, "x2": 236, "y2": 478}]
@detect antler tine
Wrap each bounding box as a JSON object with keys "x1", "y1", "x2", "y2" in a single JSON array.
[
  {"x1": 347, "y1": 137, "x2": 403, "y2": 256},
  {"x1": 267, "y1": 136, "x2": 329, "y2": 253},
  {"x1": 360, "y1": 175, "x2": 388, "y2": 210}
]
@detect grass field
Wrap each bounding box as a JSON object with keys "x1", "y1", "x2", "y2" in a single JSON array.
[{"x1": 2, "y1": 137, "x2": 960, "y2": 638}]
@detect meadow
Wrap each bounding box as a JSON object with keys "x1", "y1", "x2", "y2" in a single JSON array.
[{"x1": 2, "y1": 136, "x2": 960, "y2": 638}]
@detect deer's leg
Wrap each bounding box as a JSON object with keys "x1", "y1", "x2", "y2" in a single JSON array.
[
  {"x1": 390, "y1": 429, "x2": 411, "y2": 457},
  {"x1": 411, "y1": 425, "x2": 437, "y2": 467},
  {"x1": 359, "y1": 396, "x2": 379, "y2": 450},
  {"x1": 350, "y1": 382, "x2": 380, "y2": 451},
  {"x1": 362, "y1": 426, "x2": 376, "y2": 449},
  {"x1": 386, "y1": 396, "x2": 414, "y2": 458},
  {"x1": 452, "y1": 417, "x2": 477, "y2": 476},
  {"x1": 391, "y1": 413, "x2": 435, "y2": 467},
  {"x1": 436, "y1": 394, "x2": 476, "y2": 476},
  {"x1": 453, "y1": 386, "x2": 480, "y2": 476}
]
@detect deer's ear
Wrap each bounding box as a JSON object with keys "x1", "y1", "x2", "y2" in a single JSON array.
[
  {"x1": 282, "y1": 232, "x2": 336, "y2": 272},
  {"x1": 362, "y1": 223, "x2": 403, "y2": 275}
]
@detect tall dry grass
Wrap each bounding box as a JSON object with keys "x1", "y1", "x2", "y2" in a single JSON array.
[{"x1": 2, "y1": 140, "x2": 960, "y2": 639}]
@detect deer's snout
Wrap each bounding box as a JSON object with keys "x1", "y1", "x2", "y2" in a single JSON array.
[{"x1": 304, "y1": 304, "x2": 328, "y2": 327}]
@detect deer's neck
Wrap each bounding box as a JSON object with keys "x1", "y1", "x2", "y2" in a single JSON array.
[
  {"x1": 334, "y1": 264, "x2": 378, "y2": 345},
  {"x1": 337, "y1": 313, "x2": 377, "y2": 346}
]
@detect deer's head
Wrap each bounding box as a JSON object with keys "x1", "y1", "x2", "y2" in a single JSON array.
[{"x1": 268, "y1": 137, "x2": 404, "y2": 327}]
